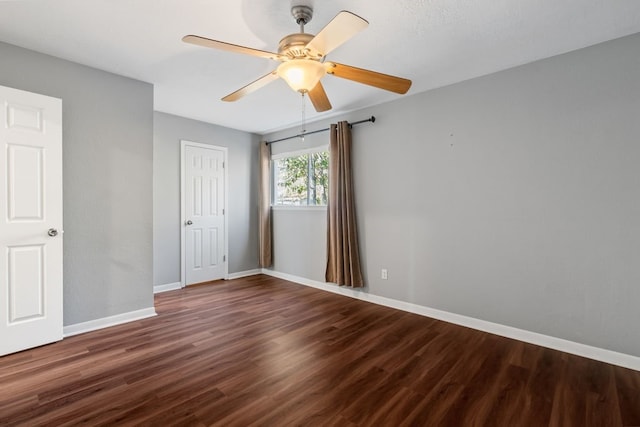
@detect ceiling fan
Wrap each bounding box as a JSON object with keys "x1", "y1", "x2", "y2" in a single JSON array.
[{"x1": 182, "y1": 5, "x2": 412, "y2": 112}]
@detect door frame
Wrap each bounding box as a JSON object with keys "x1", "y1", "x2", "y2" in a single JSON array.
[{"x1": 180, "y1": 140, "x2": 229, "y2": 287}]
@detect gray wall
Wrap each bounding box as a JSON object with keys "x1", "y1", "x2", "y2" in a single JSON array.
[
  {"x1": 153, "y1": 112, "x2": 260, "y2": 286},
  {"x1": 263, "y1": 32, "x2": 640, "y2": 357},
  {"x1": 0, "y1": 42, "x2": 154, "y2": 325},
  {"x1": 272, "y1": 208, "x2": 326, "y2": 280}
]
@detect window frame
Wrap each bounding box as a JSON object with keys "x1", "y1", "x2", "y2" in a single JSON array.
[{"x1": 271, "y1": 145, "x2": 329, "y2": 208}]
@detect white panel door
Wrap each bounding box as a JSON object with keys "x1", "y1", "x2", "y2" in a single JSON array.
[
  {"x1": 0, "y1": 85, "x2": 63, "y2": 356},
  {"x1": 182, "y1": 142, "x2": 227, "y2": 285}
]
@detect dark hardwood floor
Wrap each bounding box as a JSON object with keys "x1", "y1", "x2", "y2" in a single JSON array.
[{"x1": 1, "y1": 274, "x2": 639, "y2": 426}]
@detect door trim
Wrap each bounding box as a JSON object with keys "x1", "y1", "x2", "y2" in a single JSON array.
[{"x1": 180, "y1": 140, "x2": 229, "y2": 287}]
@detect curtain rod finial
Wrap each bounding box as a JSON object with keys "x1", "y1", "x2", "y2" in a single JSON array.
[{"x1": 370, "y1": 116, "x2": 376, "y2": 123}]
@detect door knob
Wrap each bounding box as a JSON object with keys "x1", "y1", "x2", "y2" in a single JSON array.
[
  {"x1": 185, "y1": 220, "x2": 193, "y2": 226},
  {"x1": 47, "y1": 228, "x2": 58, "y2": 237}
]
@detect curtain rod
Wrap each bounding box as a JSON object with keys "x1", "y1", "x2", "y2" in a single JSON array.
[{"x1": 265, "y1": 116, "x2": 376, "y2": 144}]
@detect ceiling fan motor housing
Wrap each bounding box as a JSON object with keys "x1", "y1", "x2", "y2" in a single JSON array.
[
  {"x1": 278, "y1": 33, "x2": 322, "y2": 59},
  {"x1": 279, "y1": 6, "x2": 323, "y2": 60}
]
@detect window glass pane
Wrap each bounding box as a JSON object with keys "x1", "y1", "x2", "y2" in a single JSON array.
[
  {"x1": 274, "y1": 154, "x2": 309, "y2": 205},
  {"x1": 311, "y1": 151, "x2": 329, "y2": 206}
]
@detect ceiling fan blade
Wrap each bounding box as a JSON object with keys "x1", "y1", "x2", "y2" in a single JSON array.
[
  {"x1": 308, "y1": 82, "x2": 332, "y2": 112},
  {"x1": 305, "y1": 11, "x2": 368, "y2": 57},
  {"x1": 222, "y1": 71, "x2": 280, "y2": 102},
  {"x1": 325, "y1": 62, "x2": 412, "y2": 94},
  {"x1": 182, "y1": 35, "x2": 283, "y2": 61}
]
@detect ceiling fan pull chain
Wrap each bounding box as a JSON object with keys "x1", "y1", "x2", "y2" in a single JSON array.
[{"x1": 301, "y1": 92, "x2": 306, "y2": 141}]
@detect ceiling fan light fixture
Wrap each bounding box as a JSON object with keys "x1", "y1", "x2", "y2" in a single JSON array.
[
  {"x1": 184, "y1": 8, "x2": 411, "y2": 111},
  {"x1": 277, "y1": 59, "x2": 326, "y2": 93}
]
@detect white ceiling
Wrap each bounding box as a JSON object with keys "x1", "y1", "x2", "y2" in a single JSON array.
[{"x1": 0, "y1": 0, "x2": 639, "y2": 134}]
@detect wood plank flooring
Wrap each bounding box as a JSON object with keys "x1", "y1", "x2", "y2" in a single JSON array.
[{"x1": 1, "y1": 274, "x2": 639, "y2": 426}]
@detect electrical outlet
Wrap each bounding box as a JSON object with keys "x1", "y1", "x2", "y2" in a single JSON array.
[{"x1": 381, "y1": 269, "x2": 388, "y2": 280}]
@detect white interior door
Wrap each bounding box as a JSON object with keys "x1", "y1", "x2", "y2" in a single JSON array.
[
  {"x1": 0, "y1": 85, "x2": 63, "y2": 356},
  {"x1": 181, "y1": 141, "x2": 227, "y2": 286}
]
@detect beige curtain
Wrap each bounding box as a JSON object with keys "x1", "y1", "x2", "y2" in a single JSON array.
[
  {"x1": 258, "y1": 142, "x2": 272, "y2": 268},
  {"x1": 325, "y1": 121, "x2": 364, "y2": 287}
]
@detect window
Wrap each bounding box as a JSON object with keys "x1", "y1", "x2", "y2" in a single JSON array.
[{"x1": 273, "y1": 148, "x2": 329, "y2": 206}]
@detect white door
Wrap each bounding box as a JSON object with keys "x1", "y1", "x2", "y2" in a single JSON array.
[
  {"x1": 0, "y1": 85, "x2": 63, "y2": 356},
  {"x1": 181, "y1": 141, "x2": 227, "y2": 286}
]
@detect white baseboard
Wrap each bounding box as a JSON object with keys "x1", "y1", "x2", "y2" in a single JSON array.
[
  {"x1": 227, "y1": 269, "x2": 262, "y2": 280},
  {"x1": 63, "y1": 307, "x2": 157, "y2": 337},
  {"x1": 261, "y1": 269, "x2": 640, "y2": 372},
  {"x1": 155, "y1": 271, "x2": 261, "y2": 292},
  {"x1": 154, "y1": 281, "x2": 182, "y2": 294}
]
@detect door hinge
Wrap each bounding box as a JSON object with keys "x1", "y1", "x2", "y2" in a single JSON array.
[
  {"x1": 222, "y1": 208, "x2": 225, "y2": 215},
  {"x1": 222, "y1": 161, "x2": 225, "y2": 169},
  {"x1": 223, "y1": 255, "x2": 226, "y2": 262}
]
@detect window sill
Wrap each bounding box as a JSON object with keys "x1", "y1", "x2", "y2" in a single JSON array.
[{"x1": 271, "y1": 205, "x2": 327, "y2": 212}]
